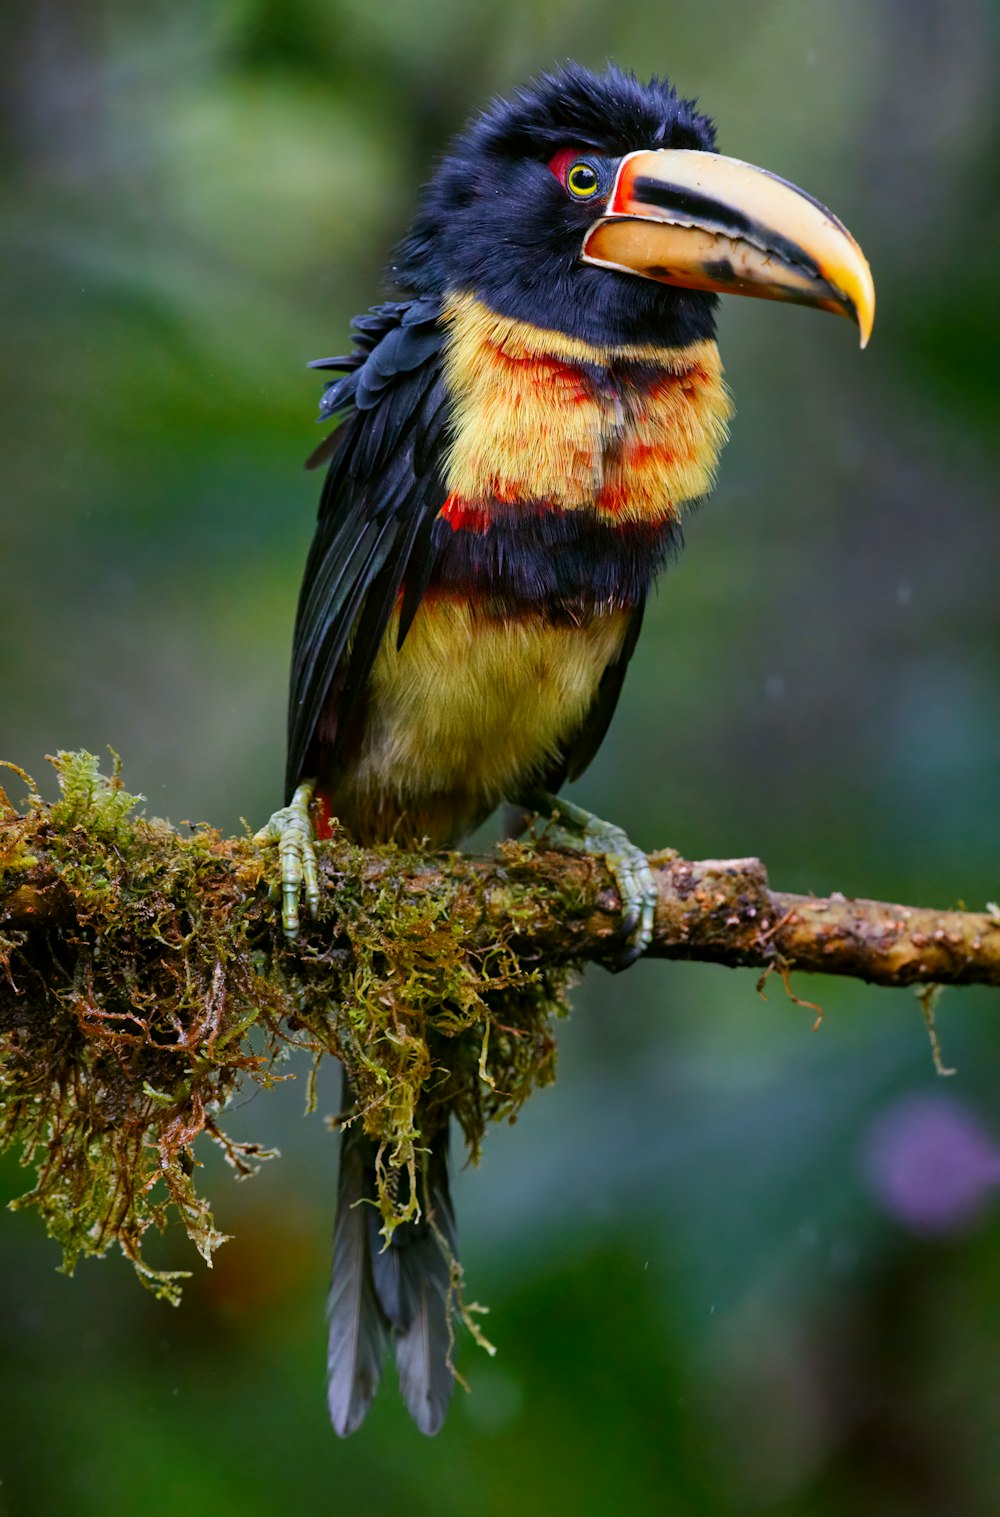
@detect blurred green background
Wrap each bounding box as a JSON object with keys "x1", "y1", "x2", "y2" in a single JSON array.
[{"x1": 1, "y1": 0, "x2": 998, "y2": 1513}]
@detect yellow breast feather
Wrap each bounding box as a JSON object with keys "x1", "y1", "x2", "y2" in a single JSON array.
[
  {"x1": 440, "y1": 291, "x2": 733, "y2": 523},
  {"x1": 339, "y1": 599, "x2": 632, "y2": 843}
]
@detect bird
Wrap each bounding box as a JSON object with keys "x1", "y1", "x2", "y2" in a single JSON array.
[{"x1": 256, "y1": 61, "x2": 874, "y2": 1437}]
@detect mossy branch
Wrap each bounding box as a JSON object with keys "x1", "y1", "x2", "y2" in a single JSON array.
[{"x1": 1, "y1": 752, "x2": 997, "y2": 1301}]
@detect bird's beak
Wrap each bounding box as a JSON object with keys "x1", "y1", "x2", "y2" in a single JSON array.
[{"x1": 582, "y1": 149, "x2": 875, "y2": 347}]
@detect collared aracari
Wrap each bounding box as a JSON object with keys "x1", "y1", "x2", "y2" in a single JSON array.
[{"x1": 256, "y1": 63, "x2": 874, "y2": 1436}]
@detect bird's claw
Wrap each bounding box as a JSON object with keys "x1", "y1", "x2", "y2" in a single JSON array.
[
  {"x1": 584, "y1": 818, "x2": 657, "y2": 968},
  {"x1": 528, "y1": 792, "x2": 657, "y2": 970},
  {"x1": 253, "y1": 781, "x2": 320, "y2": 940}
]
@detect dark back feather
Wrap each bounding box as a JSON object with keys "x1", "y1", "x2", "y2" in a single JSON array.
[{"x1": 286, "y1": 300, "x2": 450, "y2": 800}]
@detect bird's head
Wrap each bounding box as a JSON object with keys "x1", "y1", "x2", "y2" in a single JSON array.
[{"x1": 393, "y1": 62, "x2": 874, "y2": 351}]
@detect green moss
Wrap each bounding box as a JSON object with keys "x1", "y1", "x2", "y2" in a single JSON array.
[
  {"x1": 295, "y1": 844, "x2": 569, "y2": 1241},
  {"x1": 0, "y1": 752, "x2": 289, "y2": 1301},
  {"x1": 0, "y1": 752, "x2": 576, "y2": 1299}
]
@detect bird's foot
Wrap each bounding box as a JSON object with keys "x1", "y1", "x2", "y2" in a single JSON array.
[
  {"x1": 253, "y1": 780, "x2": 320, "y2": 940},
  {"x1": 526, "y1": 791, "x2": 657, "y2": 969}
]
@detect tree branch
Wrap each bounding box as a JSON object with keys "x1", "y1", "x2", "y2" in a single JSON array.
[
  {"x1": 4, "y1": 821, "x2": 996, "y2": 989},
  {"x1": 0, "y1": 751, "x2": 996, "y2": 1298}
]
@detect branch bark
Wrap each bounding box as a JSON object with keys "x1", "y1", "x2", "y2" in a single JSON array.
[
  {"x1": 0, "y1": 750, "x2": 995, "y2": 1297},
  {"x1": 3, "y1": 827, "x2": 998, "y2": 989}
]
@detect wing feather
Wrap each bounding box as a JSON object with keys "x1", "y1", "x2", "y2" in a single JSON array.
[
  {"x1": 539, "y1": 602, "x2": 647, "y2": 792},
  {"x1": 285, "y1": 301, "x2": 450, "y2": 799}
]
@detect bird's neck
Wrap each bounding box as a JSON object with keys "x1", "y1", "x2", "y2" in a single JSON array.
[{"x1": 439, "y1": 290, "x2": 733, "y2": 529}]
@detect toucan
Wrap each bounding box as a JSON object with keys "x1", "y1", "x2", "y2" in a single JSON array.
[{"x1": 256, "y1": 62, "x2": 874, "y2": 1436}]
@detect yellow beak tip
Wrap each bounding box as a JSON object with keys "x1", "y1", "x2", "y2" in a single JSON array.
[{"x1": 850, "y1": 267, "x2": 876, "y2": 350}]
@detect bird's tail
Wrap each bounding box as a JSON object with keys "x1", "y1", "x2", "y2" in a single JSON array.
[{"x1": 326, "y1": 1072, "x2": 456, "y2": 1436}]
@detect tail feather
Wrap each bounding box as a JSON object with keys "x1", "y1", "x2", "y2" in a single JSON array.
[
  {"x1": 326, "y1": 1112, "x2": 390, "y2": 1436},
  {"x1": 388, "y1": 1130, "x2": 456, "y2": 1436},
  {"x1": 327, "y1": 1073, "x2": 457, "y2": 1436}
]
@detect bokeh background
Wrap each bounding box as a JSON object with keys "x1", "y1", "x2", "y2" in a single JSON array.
[{"x1": 1, "y1": 1, "x2": 998, "y2": 1513}]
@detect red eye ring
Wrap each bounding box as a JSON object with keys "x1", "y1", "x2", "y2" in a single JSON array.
[
  {"x1": 548, "y1": 149, "x2": 605, "y2": 201},
  {"x1": 548, "y1": 148, "x2": 581, "y2": 188}
]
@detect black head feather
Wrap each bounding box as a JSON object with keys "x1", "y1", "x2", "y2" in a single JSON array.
[{"x1": 392, "y1": 62, "x2": 719, "y2": 348}]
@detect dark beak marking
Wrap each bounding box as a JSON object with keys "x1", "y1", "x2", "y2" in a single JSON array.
[
  {"x1": 702, "y1": 257, "x2": 737, "y2": 284},
  {"x1": 631, "y1": 177, "x2": 823, "y2": 283}
]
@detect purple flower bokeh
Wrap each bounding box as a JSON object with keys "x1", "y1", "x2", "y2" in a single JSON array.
[{"x1": 863, "y1": 1093, "x2": 1000, "y2": 1236}]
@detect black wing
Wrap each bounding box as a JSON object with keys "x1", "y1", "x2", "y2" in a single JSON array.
[
  {"x1": 285, "y1": 298, "x2": 450, "y2": 800},
  {"x1": 537, "y1": 601, "x2": 646, "y2": 794}
]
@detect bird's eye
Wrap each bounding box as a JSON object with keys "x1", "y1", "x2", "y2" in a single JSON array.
[
  {"x1": 566, "y1": 160, "x2": 600, "y2": 199},
  {"x1": 547, "y1": 149, "x2": 609, "y2": 201}
]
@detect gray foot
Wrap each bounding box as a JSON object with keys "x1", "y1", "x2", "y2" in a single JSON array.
[
  {"x1": 253, "y1": 780, "x2": 320, "y2": 939},
  {"x1": 525, "y1": 790, "x2": 657, "y2": 969}
]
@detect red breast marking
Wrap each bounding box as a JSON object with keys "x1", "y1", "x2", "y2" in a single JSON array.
[
  {"x1": 438, "y1": 494, "x2": 495, "y2": 533},
  {"x1": 657, "y1": 363, "x2": 708, "y2": 398},
  {"x1": 620, "y1": 439, "x2": 676, "y2": 469},
  {"x1": 594, "y1": 484, "x2": 629, "y2": 516},
  {"x1": 483, "y1": 337, "x2": 591, "y2": 403},
  {"x1": 438, "y1": 495, "x2": 574, "y2": 531},
  {"x1": 314, "y1": 792, "x2": 335, "y2": 840},
  {"x1": 595, "y1": 482, "x2": 676, "y2": 521}
]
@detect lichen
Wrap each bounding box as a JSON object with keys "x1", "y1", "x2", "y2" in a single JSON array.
[{"x1": 0, "y1": 752, "x2": 576, "y2": 1300}]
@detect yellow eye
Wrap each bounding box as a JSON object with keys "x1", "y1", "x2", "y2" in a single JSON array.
[{"x1": 567, "y1": 160, "x2": 600, "y2": 199}]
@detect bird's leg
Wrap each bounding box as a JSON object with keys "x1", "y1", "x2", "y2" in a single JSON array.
[
  {"x1": 523, "y1": 790, "x2": 657, "y2": 969},
  {"x1": 253, "y1": 780, "x2": 321, "y2": 940}
]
